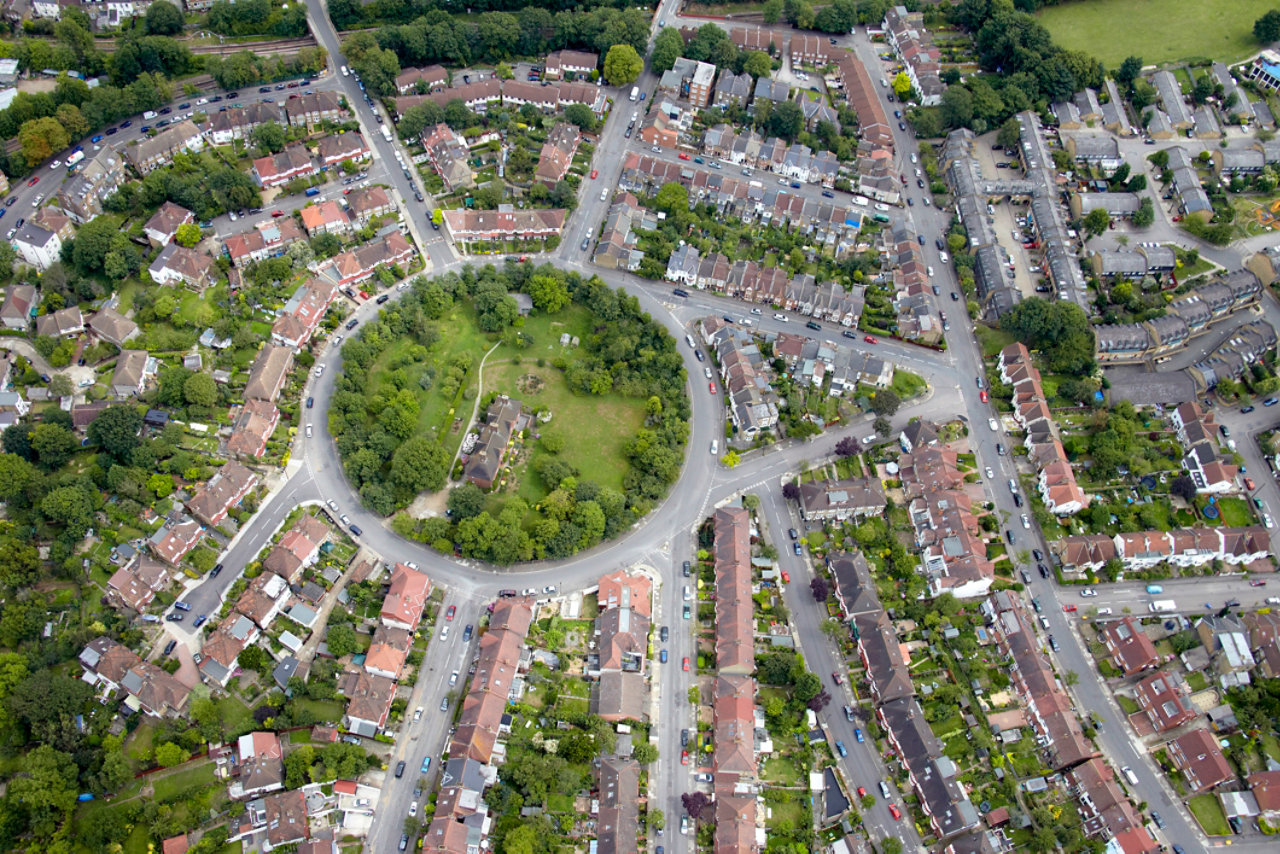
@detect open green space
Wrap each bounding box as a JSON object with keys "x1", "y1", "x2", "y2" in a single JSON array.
[
  {"x1": 151, "y1": 761, "x2": 216, "y2": 802},
  {"x1": 484, "y1": 360, "x2": 645, "y2": 502},
  {"x1": 1039, "y1": 0, "x2": 1269, "y2": 67}
]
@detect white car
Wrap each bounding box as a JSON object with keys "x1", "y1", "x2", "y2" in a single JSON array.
[
  {"x1": 326, "y1": 499, "x2": 338, "y2": 511},
  {"x1": 704, "y1": 367, "x2": 712, "y2": 379},
  {"x1": 1266, "y1": 513, "x2": 1275, "y2": 529},
  {"x1": 739, "y1": 318, "x2": 753, "y2": 326},
  {"x1": 774, "y1": 313, "x2": 788, "y2": 321},
  {"x1": 440, "y1": 625, "x2": 449, "y2": 641},
  {"x1": 988, "y1": 417, "x2": 998, "y2": 431},
  {"x1": 1267, "y1": 597, "x2": 1280, "y2": 605},
  {"x1": 413, "y1": 706, "x2": 423, "y2": 721},
  {"x1": 985, "y1": 467, "x2": 993, "y2": 479},
  {"x1": 1081, "y1": 588, "x2": 1097, "y2": 597},
  {"x1": 49, "y1": 160, "x2": 60, "y2": 169},
  {"x1": 1021, "y1": 513, "x2": 1031, "y2": 529},
  {"x1": 409, "y1": 802, "x2": 418, "y2": 817},
  {"x1": 314, "y1": 363, "x2": 325, "y2": 377},
  {"x1": 710, "y1": 439, "x2": 718, "y2": 455},
  {"x1": 305, "y1": 424, "x2": 313, "y2": 438}
]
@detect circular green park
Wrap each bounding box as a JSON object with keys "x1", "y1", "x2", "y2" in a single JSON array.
[{"x1": 328, "y1": 262, "x2": 690, "y2": 564}]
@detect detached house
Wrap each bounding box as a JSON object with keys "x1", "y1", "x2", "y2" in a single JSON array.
[
  {"x1": 111, "y1": 349, "x2": 154, "y2": 399},
  {"x1": 464, "y1": 395, "x2": 528, "y2": 490},
  {"x1": 187, "y1": 460, "x2": 258, "y2": 527},
  {"x1": 149, "y1": 244, "x2": 216, "y2": 291},
  {"x1": 0, "y1": 285, "x2": 35, "y2": 331},
  {"x1": 144, "y1": 201, "x2": 194, "y2": 247},
  {"x1": 380, "y1": 563, "x2": 432, "y2": 632},
  {"x1": 14, "y1": 222, "x2": 62, "y2": 271},
  {"x1": 339, "y1": 667, "x2": 397, "y2": 735},
  {"x1": 88, "y1": 307, "x2": 139, "y2": 347},
  {"x1": 1167, "y1": 728, "x2": 1233, "y2": 794}
]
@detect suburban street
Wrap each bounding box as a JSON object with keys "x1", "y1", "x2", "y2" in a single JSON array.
[{"x1": 55, "y1": 3, "x2": 1264, "y2": 853}]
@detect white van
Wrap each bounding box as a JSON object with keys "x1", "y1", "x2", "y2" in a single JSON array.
[
  {"x1": 1121, "y1": 766, "x2": 1139, "y2": 786},
  {"x1": 683, "y1": 586, "x2": 691, "y2": 601},
  {"x1": 143, "y1": 110, "x2": 158, "y2": 120}
]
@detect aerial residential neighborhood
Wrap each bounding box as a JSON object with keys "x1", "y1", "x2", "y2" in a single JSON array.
[{"x1": 6, "y1": 1, "x2": 1280, "y2": 853}]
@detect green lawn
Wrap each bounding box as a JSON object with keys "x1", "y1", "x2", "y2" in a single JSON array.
[
  {"x1": 974, "y1": 324, "x2": 1017, "y2": 359},
  {"x1": 760, "y1": 756, "x2": 804, "y2": 786},
  {"x1": 1039, "y1": 0, "x2": 1268, "y2": 67},
  {"x1": 293, "y1": 698, "x2": 344, "y2": 723},
  {"x1": 484, "y1": 360, "x2": 645, "y2": 501},
  {"x1": 125, "y1": 721, "x2": 157, "y2": 766},
  {"x1": 151, "y1": 761, "x2": 216, "y2": 802},
  {"x1": 1188, "y1": 793, "x2": 1231, "y2": 835},
  {"x1": 1117, "y1": 695, "x2": 1140, "y2": 715}
]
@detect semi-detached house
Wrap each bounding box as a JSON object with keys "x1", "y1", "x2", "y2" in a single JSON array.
[{"x1": 186, "y1": 460, "x2": 258, "y2": 527}]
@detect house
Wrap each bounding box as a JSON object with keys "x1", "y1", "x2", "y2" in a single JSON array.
[
  {"x1": 148, "y1": 244, "x2": 216, "y2": 290},
  {"x1": 533, "y1": 122, "x2": 580, "y2": 188},
  {"x1": 597, "y1": 569, "x2": 652, "y2": 619},
  {"x1": 1248, "y1": 770, "x2": 1280, "y2": 821},
  {"x1": 202, "y1": 101, "x2": 283, "y2": 145},
  {"x1": 227, "y1": 399, "x2": 280, "y2": 460},
  {"x1": 596, "y1": 757, "x2": 640, "y2": 854},
  {"x1": 283, "y1": 91, "x2": 344, "y2": 129},
  {"x1": 798, "y1": 477, "x2": 886, "y2": 522},
  {"x1": 899, "y1": 419, "x2": 939, "y2": 453},
  {"x1": 125, "y1": 120, "x2": 204, "y2": 174},
  {"x1": 1066, "y1": 757, "x2": 1145, "y2": 838},
  {"x1": 315, "y1": 133, "x2": 370, "y2": 168},
  {"x1": 223, "y1": 219, "x2": 306, "y2": 268},
  {"x1": 57, "y1": 147, "x2": 126, "y2": 223},
  {"x1": 111, "y1": 349, "x2": 154, "y2": 399},
  {"x1": 544, "y1": 50, "x2": 598, "y2": 80},
  {"x1": 262, "y1": 515, "x2": 327, "y2": 583},
  {"x1": 857, "y1": 613, "x2": 914, "y2": 704},
  {"x1": 13, "y1": 222, "x2": 62, "y2": 271},
  {"x1": 0, "y1": 284, "x2": 35, "y2": 331},
  {"x1": 714, "y1": 71, "x2": 751, "y2": 107},
  {"x1": 81, "y1": 637, "x2": 142, "y2": 694},
  {"x1": 1152, "y1": 70, "x2": 1193, "y2": 128},
  {"x1": 262, "y1": 790, "x2": 308, "y2": 849},
  {"x1": 790, "y1": 33, "x2": 829, "y2": 66},
  {"x1": 314, "y1": 232, "x2": 416, "y2": 289},
  {"x1": 464, "y1": 395, "x2": 528, "y2": 489},
  {"x1": 1064, "y1": 135, "x2": 1123, "y2": 171},
  {"x1": 1102, "y1": 617, "x2": 1158, "y2": 676},
  {"x1": 120, "y1": 659, "x2": 192, "y2": 718},
  {"x1": 345, "y1": 185, "x2": 394, "y2": 225},
  {"x1": 339, "y1": 667, "x2": 397, "y2": 735},
  {"x1": 187, "y1": 461, "x2": 258, "y2": 527},
  {"x1": 244, "y1": 343, "x2": 294, "y2": 402},
  {"x1": 87, "y1": 307, "x2": 139, "y2": 347},
  {"x1": 1167, "y1": 728, "x2": 1234, "y2": 794},
  {"x1": 1135, "y1": 671, "x2": 1197, "y2": 733},
  {"x1": 107, "y1": 556, "x2": 169, "y2": 613},
  {"x1": 144, "y1": 201, "x2": 195, "y2": 247},
  {"x1": 298, "y1": 201, "x2": 350, "y2": 236},
  {"x1": 251, "y1": 144, "x2": 316, "y2": 188},
  {"x1": 595, "y1": 602, "x2": 650, "y2": 674},
  {"x1": 272, "y1": 278, "x2": 338, "y2": 350},
  {"x1": 32, "y1": 305, "x2": 82, "y2": 339},
  {"x1": 441, "y1": 207, "x2": 568, "y2": 251},
  {"x1": 364, "y1": 624, "x2": 412, "y2": 680},
  {"x1": 396, "y1": 65, "x2": 448, "y2": 94},
  {"x1": 235, "y1": 572, "x2": 288, "y2": 630},
  {"x1": 236, "y1": 731, "x2": 285, "y2": 798},
  {"x1": 149, "y1": 517, "x2": 204, "y2": 566},
  {"x1": 638, "y1": 111, "x2": 680, "y2": 149},
  {"x1": 420, "y1": 123, "x2": 474, "y2": 192},
  {"x1": 659, "y1": 57, "x2": 716, "y2": 107},
  {"x1": 380, "y1": 563, "x2": 432, "y2": 632}
]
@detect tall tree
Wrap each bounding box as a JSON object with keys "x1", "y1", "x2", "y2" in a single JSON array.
[{"x1": 603, "y1": 44, "x2": 643, "y2": 87}]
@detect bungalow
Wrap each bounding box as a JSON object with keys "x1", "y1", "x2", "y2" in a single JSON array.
[
  {"x1": 33, "y1": 305, "x2": 84, "y2": 339},
  {"x1": 149, "y1": 244, "x2": 216, "y2": 290},
  {"x1": 187, "y1": 460, "x2": 258, "y2": 527},
  {"x1": 226, "y1": 399, "x2": 279, "y2": 460},
  {"x1": 143, "y1": 201, "x2": 195, "y2": 247}
]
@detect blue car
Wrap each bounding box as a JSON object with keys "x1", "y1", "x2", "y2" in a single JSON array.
[
  {"x1": 854, "y1": 727, "x2": 864, "y2": 743},
  {"x1": 421, "y1": 757, "x2": 431, "y2": 773},
  {"x1": 835, "y1": 740, "x2": 847, "y2": 757},
  {"x1": 91, "y1": 135, "x2": 103, "y2": 143}
]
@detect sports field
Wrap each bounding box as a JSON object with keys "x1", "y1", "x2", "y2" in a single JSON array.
[{"x1": 1039, "y1": 0, "x2": 1272, "y2": 68}]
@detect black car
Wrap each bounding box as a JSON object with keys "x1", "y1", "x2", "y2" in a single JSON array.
[
  {"x1": 16, "y1": 218, "x2": 25, "y2": 229},
  {"x1": 1241, "y1": 405, "x2": 1256, "y2": 413},
  {"x1": 210, "y1": 563, "x2": 223, "y2": 577},
  {"x1": 106, "y1": 127, "x2": 118, "y2": 135},
  {"x1": 682, "y1": 560, "x2": 691, "y2": 577},
  {"x1": 306, "y1": 396, "x2": 314, "y2": 408},
  {"x1": 917, "y1": 234, "x2": 925, "y2": 246},
  {"x1": 415, "y1": 192, "x2": 424, "y2": 202},
  {"x1": 898, "y1": 121, "x2": 906, "y2": 131},
  {"x1": 694, "y1": 350, "x2": 704, "y2": 362},
  {"x1": 179, "y1": 102, "x2": 190, "y2": 109},
  {"x1": 375, "y1": 294, "x2": 390, "y2": 305},
  {"x1": 163, "y1": 639, "x2": 177, "y2": 656},
  {"x1": 345, "y1": 318, "x2": 359, "y2": 330},
  {"x1": 226, "y1": 92, "x2": 239, "y2": 98},
  {"x1": 1032, "y1": 548, "x2": 1044, "y2": 561},
  {"x1": 430, "y1": 220, "x2": 440, "y2": 230},
  {"x1": 166, "y1": 612, "x2": 183, "y2": 622},
  {"x1": 209, "y1": 95, "x2": 222, "y2": 103},
  {"x1": 120, "y1": 120, "x2": 132, "y2": 128},
  {"x1": 395, "y1": 761, "x2": 406, "y2": 778},
  {"x1": 1012, "y1": 493, "x2": 1023, "y2": 507},
  {"x1": 917, "y1": 178, "x2": 925, "y2": 188},
  {"x1": 1038, "y1": 564, "x2": 1049, "y2": 578},
  {"x1": 159, "y1": 107, "x2": 171, "y2": 114},
  {"x1": 788, "y1": 528, "x2": 798, "y2": 540},
  {"x1": 660, "y1": 626, "x2": 668, "y2": 642},
  {"x1": 462, "y1": 624, "x2": 473, "y2": 641},
  {"x1": 842, "y1": 329, "x2": 858, "y2": 339},
  {"x1": 350, "y1": 524, "x2": 363, "y2": 536},
  {"x1": 672, "y1": 288, "x2": 689, "y2": 298},
  {"x1": 805, "y1": 320, "x2": 821, "y2": 330},
  {"x1": 681, "y1": 729, "x2": 689, "y2": 747},
  {"x1": 4, "y1": 197, "x2": 15, "y2": 207},
  {"x1": 950, "y1": 292, "x2": 959, "y2": 301}
]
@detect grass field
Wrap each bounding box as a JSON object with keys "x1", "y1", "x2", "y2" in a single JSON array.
[
  {"x1": 1189, "y1": 793, "x2": 1231, "y2": 835},
  {"x1": 483, "y1": 360, "x2": 645, "y2": 501},
  {"x1": 151, "y1": 761, "x2": 216, "y2": 801},
  {"x1": 1039, "y1": 0, "x2": 1268, "y2": 67}
]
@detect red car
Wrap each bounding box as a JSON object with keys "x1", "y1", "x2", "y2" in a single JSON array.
[
  {"x1": 1063, "y1": 604, "x2": 1077, "y2": 613},
  {"x1": 590, "y1": 169, "x2": 598, "y2": 179},
  {"x1": 681, "y1": 750, "x2": 690, "y2": 765},
  {"x1": 709, "y1": 381, "x2": 717, "y2": 394},
  {"x1": 832, "y1": 672, "x2": 843, "y2": 686},
  {"x1": 780, "y1": 570, "x2": 790, "y2": 583},
  {"x1": 856, "y1": 786, "x2": 866, "y2": 798},
  {"x1": 863, "y1": 335, "x2": 878, "y2": 344},
  {"x1": 979, "y1": 390, "x2": 989, "y2": 403},
  {"x1": 271, "y1": 209, "x2": 285, "y2": 217},
  {"x1": 445, "y1": 605, "x2": 456, "y2": 621},
  {"x1": 678, "y1": 153, "x2": 690, "y2": 160},
  {"x1": 889, "y1": 805, "x2": 902, "y2": 820},
  {"x1": 26, "y1": 176, "x2": 38, "y2": 186},
  {"x1": 1245, "y1": 477, "x2": 1256, "y2": 490},
  {"x1": 518, "y1": 255, "x2": 529, "y2": 262},
  {"x1": 359, "y1": 291, "x2": 370, "y2": 300},
  {"x1": 1251, "y1": 579, "x2": 1267, "y2": 587},
  {"x1": 682, "y1": 657, "x2": 690, "y2": 672}
]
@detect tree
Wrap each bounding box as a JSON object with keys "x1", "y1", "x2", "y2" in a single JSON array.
[
  {"x1": 1257, "y1": 10, "x2": 1280, "y2": 44},
  {"x1": 1170, "y1": 474, "x2": 1197, "y2": 502},
  {"x1": 743, "y1": 50, "x2": 772, "y2": 80},
  {"x1": 30, "y1": 423, "x2": 76, "y2": 470},
  {"x1": 892, "y1": 71, "x2": 913, "y2": 101},
  {"x1": 650, "y1": 27, "x2": 684, "y2": 74},
  {"x1": 870, "y1": 389, "x2": 901, "y2": 416},
  {"x1": 390, "y1": 437, "x2": 449, "y2": 495},
  {"x1": 175, "y1": 222, "x2": 202, "y2": 248},
  {"x1": 1116, "y1": 56, "x2": 1144, "y2": 89},
  {"x1": 834, "y1": 436, "x2": 859, "y2": 457},
  {"x1": 327, "y1": 623, "x2": 358, "y2": 658},
  {"x1": 768, "y1": 100, "x2": 804, "y2": 141},
  {"x1": 721, "y1": 449, "x2": 740, "y2": 467},
  {"x1": 145, "y1": 0, "x2": 184, "y2": 35},
  {"x1": 1132, "y1": 197, "x2": 1154, "y2": 228},
  {"x1": 1083, "y1": 207, "x2": 1111, "y2": 237},
  {"x1": 9, "y1": 745, "x2": 78, "y2": 838},
  {"x1": 183, "y1": 372, "x2": 218, "y2": 407},
  {"x1": 654, "y1": 181, "x2": 689, "y2": 215},
  {"x1": 682, "y1": 791, "x2": 709, "y2": 819},
  {"x1": 48, "y1": 374, "x2": 73, "y2": 398},
  {"x1": 562, "y1": 103, "x2": 597, "y2": 133},
  {"x1": 762, "y1": 0, "x2": 783, "y2": 24},
  {"x1": 782, "y1": 482, "x2": 800, "y2": 501},
  {"x1": 18, "y1": 117, "x2": 70, "y2": 164},
  {"x1": 88, "y1": 404, "x2": 142, "y2": 463},
  {"x1": 939, "y1": 85, "x2": 973, "y2": 128},
  {"x1": 155, "y1": 742, "x2": 191, "y2": 767},
  {"x1": 448, "y1": 483, "x2": 485, "y2": 519},
  {"x1": 997, "y1": 117, "x2": 1021, "y2": 149},
  {"x1": 631, "y1": 742, "x2": 658, "y2": 764},
  {"x1": 250, "y1": 121, "x2": 286, "y2": 154},
  {"x1": 525, "y1": 274, "x2": 570, "y2": 313},
  {"x1": 882, "y1": 839, "x2": 904, "y2": 854},
  {"x1": 603, "y1": 44, "x2": 643, "y2": 86},
  {"x1": 810, "y1": 577, "x2": 829, "y2": 602}
]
